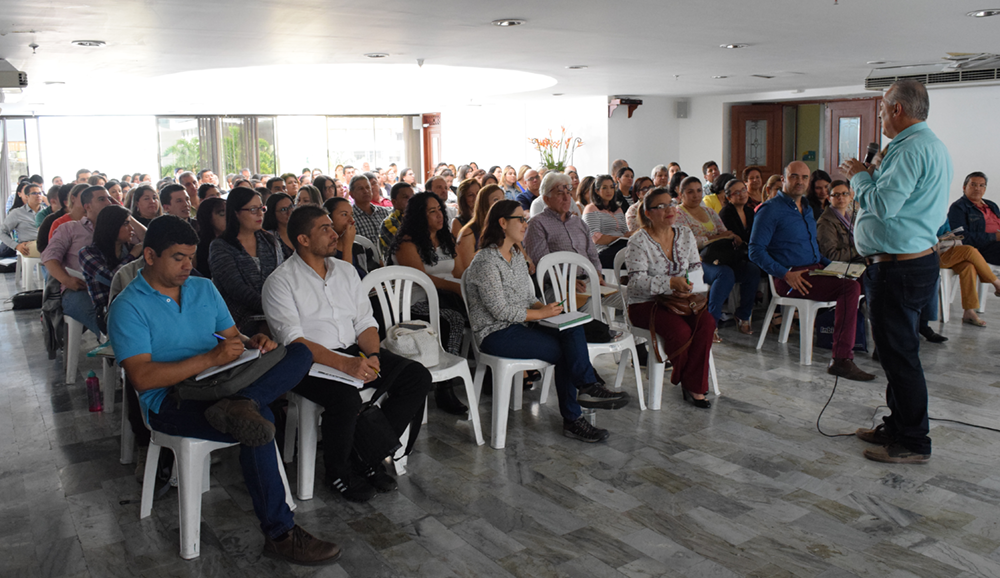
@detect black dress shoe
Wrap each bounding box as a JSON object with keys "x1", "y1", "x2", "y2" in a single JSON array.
[
  {"x1": 682, "y1": 389, "x2": 711, "y2": 409},
  {"x1": 434, "y1": 381, "x2": 468, "y2": 415},
  {"x1": 919, "y1": 325, "x2": 948, "y2": 343}
]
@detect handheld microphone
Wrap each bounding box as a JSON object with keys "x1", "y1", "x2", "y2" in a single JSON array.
[{"x1": 863, "y1": 142, "x2": 879, "y2": 166}]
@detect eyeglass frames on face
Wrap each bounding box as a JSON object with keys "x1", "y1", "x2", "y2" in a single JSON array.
[
  {"x1": 504, "y1": 215, "x2": 528, "y2": 223},
  {"x1": 239, "y1": 206, "x2": 267, "y2": 215},
  {"x1": 277, "y1": 204, "x2": 295, "y2": 213},
  {"x1": 829, "y1": 193, "x2": 852, "y2": 198},
  {"x1": 647, "y1": 204, "x2": 673, "y2": 211}
]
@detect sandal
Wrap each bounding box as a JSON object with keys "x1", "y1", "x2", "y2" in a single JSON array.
[
  {"x1": 737, "y1": 319, "x2": 753, "y2": 335},
  {"x1": 713, "y1": 330, "x2": 722, "y2": 343},
  {"x1": 963, "y1": 317, "x2": 987, "y2": 327}
]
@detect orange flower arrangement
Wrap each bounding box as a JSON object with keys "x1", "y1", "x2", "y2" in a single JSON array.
[{"x1": 529, "y1": 127, "x2": 583, "y2": 172}]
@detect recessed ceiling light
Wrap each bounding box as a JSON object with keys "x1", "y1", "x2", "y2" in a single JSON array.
[
  {"x1": 43, "y1": 81, "x2": 65, "y2": 85},
  {"x1": 967, "y1": 9, "x2": 1000, "y2": 17},
  {"x1": 713, "y1": 75, "x2": 729, "y2": 79},
  {"x1": 364, "y1": 53, "x2": 389, "y2": 59},
  {"x1": 71, "y1": 40, "x2": 105, "y2": 47},
  {"x1": 867, "y1": 60, "x2": 887, "y2": 65},
  {"x1": 566, "y1": 65, "x2": 588, "y2": 70},
  {"x1": 720, "y1": 43, "x2": 749, "y2": 49},
  {"x1": 492, "y1": 19, "x2": 525, "y2": 27},
  {"x1": 552, "y1": 93, "x2": 564, "y2": 96}
]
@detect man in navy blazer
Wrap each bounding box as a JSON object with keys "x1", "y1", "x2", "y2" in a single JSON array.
[{"x1": 948, "y1": 172, "x2": 1000, "y2": 265}]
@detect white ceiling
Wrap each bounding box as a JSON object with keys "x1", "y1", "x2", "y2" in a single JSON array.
[{"x1": 0, "y1": 0, "x2": 997, "y2": 115}]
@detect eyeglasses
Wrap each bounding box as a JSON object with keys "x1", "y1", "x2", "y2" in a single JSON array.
[
  {"x1": 647, "y1": 204, "x2": 672, "y2": 211},
  {"x1": 214, "y1": 210, "x2": 226, "y2": 217},
  {"x1": 504, "y1": 215, "x2": 528, "y2": 223},
  {"x1": 829, "y1": 193, "x2": 852, "y2": 198},
  {"x1": 277, "y1": 204, "x2": 295, "y2": 213},
  {"x1": 638, "y1": 185, "x2": 653, "y2": 193},
  {"x1": 25, "y1": 192, "x2": 43, "y2": 197},
  {"x1": 239, "y1": 206, "x2": 267, "y2": 215}
]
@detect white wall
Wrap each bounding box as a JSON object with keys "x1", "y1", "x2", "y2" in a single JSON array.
[
  {"x1": 37, "y1": 116, "x2": 159, "y2": 184},
  {"x1": 438, "y1": 95, "x2": 608, "y2": 178},
  {"x1": 607, "y1": 95, "x2": 681, "y2": 179},
  {"x1": 678, "y1": 83, "x2": 1000, "y2": 202}
]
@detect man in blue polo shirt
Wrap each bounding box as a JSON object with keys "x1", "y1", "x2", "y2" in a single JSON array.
[
  {"x1": 749, "y1": 160, "x2": 874, "y2": 383},
  {"x1": 107, "y1": 215, "x2": 341, "y2": 565},
  {"x1": 841, "y1": 80, "x2": 952, "y2": 464}
]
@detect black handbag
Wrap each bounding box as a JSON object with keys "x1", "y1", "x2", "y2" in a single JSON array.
[
  {"x1": 11, "y1": 289, "x2": 42, "y2": 310},
  {"x1": 351, "y1": 378, "x2": 403, "y2": 467},
  {"x1": 172, "y1": 344, "x2": 287, "y2": 401},
  {"x1": 699, "y1": 238, "x2": 745, "y2": 268}
]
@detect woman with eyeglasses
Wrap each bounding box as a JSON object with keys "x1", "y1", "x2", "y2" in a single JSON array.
[
  {"x1": 209, "y1": 188, "x2": 285, "y2": 335},
  {"x1": 195, "y1": 197, "x2": 226, "y2": 278},
  {"x1": 675, "y1": 176, "x2": 760, "y2": 337},
  {"x1": 263, "y1": 192, "x2": 295, "y2": 258},
  {"x1": 718, "y1": 178, "x2": 755, "y2": 245},
  {"x1": 816, "y1": 180, "x2": 861, "y2": 263},
  {"x1": 387, "y1": 192, "x2": 470, "y2": 415},
  {"x1": 624, "y1": 176, "x2": 655, "y2": 232},
  {"x1": 625, "y1": 187, "x2": 715, "y2": 408},
  {"x1": 465, "y1": 200, "x2": 623, "y2": 442},
  {"x1": 584, "y1": 174, "x2": 634, "y2": 268}
]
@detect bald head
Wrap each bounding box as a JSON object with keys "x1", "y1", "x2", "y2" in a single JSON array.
[{"x1": 782, "y1": 161, "x2": 811, "y2": 199}]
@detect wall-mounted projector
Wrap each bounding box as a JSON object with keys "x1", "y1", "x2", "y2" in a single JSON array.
[{"x1": 0, "y1": 59, "x2": 28, "y2": 90}]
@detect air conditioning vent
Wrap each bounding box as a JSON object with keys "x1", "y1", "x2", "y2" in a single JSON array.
[
  {"x1": 866, "y1": 54, "x2": 1000, "y2": 90},
  {"x1": 962, "y1": 68, "x2": 997, "y2": 82},
  {"x1": 927, "y1": 72, "x2": 960, "y2": 84}
]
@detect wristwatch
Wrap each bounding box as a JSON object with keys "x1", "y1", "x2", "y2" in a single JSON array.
[{"x1": 365, "y1": 352, "x2": 380, "y2": 360}]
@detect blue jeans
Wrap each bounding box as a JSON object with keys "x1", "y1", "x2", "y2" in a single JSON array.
[
  {"x1": 148, "y1": 342, "x2": 312, "y2": 539},
  {"x1": 62, "y1": 288, "x2": 101, "y2": 337},
  {"x1": 862, "y1": 253, "x2": 938, "y2": 455},
  {"x1": 480, "y1": 324, "x2": 596, "y2": 422},
  {"x1": 701, "y1": 260, "x2": 761, "y2": 322}
]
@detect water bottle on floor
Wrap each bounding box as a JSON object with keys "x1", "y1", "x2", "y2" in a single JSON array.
[{"x1": 86, "y1": 371, "x2": 103, "y2": 412}]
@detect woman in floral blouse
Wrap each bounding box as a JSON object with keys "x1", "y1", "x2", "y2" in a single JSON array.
[{"x1": 626, "y1": 187, "x2": 715, "y2": 408}]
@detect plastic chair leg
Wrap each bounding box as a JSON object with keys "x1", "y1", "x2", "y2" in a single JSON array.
[
  {"x1": 538, "y1": 366, "x2": 554, "y2": 405},
  {"x1": 627, "y1": 344, "x2": 646, "y2": 411},
  {"x1": 177, "y1": 441, "x2": 207, "y2": 560},
  {"x1": 709, "y1": 351, "x2": 720, "y2": 396},
  {"x1": 800, "y1": 307, "x2": 816, "y2": 365},
  {"x1": 511, "y1": 372, "x2": 524, "y2": 410},
  {"x1": 939, "y1": 275, "x2": 950, "y2": 323},
  {"x1": 457, "y1": 366, "x2": 484, "y2": 446},
  {"x1": 120, "y1": 374, "x2": 134, "y2": 465},
  {"x1": 65, "y1": 317, "x2": 83, "y2": 384},
  {"x1": 274, "y1": 442, "x2": 295, "y2": 512},
  {"x1": 778, "y1": 305, "x2": 794, "y2": 344},
  {"x1": 140, "y1": 443, "x2": 162, "y2": 518},
  {"x1": 491, "y1": 366, "x2": 513, "y2": 449},
  {"x1": 647, "y1": 356, "x2": 666, "y2": 411},
  {"x1": 756, "y1": 301, "x2": 779, "y2": 350},
  {"x1": 282, "y1": 398, "x2": 298, "y2": 464},
  {"x1": 295, "y1": 398, "x2": 321, "y2": 501},
  {"x1": 979, "y1": 282, "x2": 989, "y2": 313}
]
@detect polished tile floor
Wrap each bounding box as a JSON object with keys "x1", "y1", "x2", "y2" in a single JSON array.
[{"x1": 3, "y1": 271, "x2": 1000, "y2": 578}]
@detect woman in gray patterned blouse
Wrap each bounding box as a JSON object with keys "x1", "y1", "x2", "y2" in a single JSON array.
[
  {"x1": 465, "y1": 200, "x2": 629, "y2": 443},
  {"x1": 626, "y1": 188, "x2": 716, "y2": 408}
]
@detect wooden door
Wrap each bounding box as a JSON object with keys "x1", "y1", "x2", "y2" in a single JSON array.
[
  {"x1": 824, "y1": 98, "x2": 880, "y2": 180},
  {"x1": 730, "y1": 104, "x2": 783, "y2": 182},
  {"x1": 421, "y1": 113, "x2": 441, "y2": 182}
]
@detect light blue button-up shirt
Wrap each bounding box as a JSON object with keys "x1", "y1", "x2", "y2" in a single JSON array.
[{"x1": 851, "y1": 122, "x2": 952, "y2": 257}]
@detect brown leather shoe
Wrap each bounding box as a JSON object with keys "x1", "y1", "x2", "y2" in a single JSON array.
[
  {"x1": 263, "y1": 525, "x2": 342, "y2": 566},
  {"x1": 827, "y1": 358, "x2": 876, "y2": 382},
  {"x1": 863, "y1": 443, "x2": 930, "y2": 464},
  {"x1": 856, "y1": 424, "x2": 893, "y2": 445},
  {"x1": 204, "y1": 398, "x2": 275, "y2": 447}
]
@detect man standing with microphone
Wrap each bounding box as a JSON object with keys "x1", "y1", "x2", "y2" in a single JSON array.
[{"x1": 840, "y1": 80, "x2": 952, "y2": 464}]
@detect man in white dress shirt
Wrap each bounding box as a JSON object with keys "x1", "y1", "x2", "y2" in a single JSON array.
[{"x1": 262, "y1": 205, "x2": 432, "y2": 503}]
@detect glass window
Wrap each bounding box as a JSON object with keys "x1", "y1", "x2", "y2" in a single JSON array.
[
  {"x1": 157, "y1": 117, "x2": 202, "y2": 178},
  {"x1": 745, "y1": 120, "x2": 767, "y2": 166},
  {"x1": 838, "y1": 117, "x2": 861, "y2": 166},
  {"x1": 328, "y1": 117, "x2": 406, "y2": 173},
  {"x1": 257, "y1": 117, "x2": 276, "y2": 175},
  {"x1": 274, "y1": 116, "x2": 328, "y2": 176}
]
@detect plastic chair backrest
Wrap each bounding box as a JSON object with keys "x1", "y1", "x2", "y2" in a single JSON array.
[
  {"x1": 361, "y1": 266, "x2": 441, "y2": 338},
  {"x1": 535, "y1": 251, "x2": 605, "y2": 319},
  {"x1": 355, "y1": 234, "x2": 382, "y2": 268}
]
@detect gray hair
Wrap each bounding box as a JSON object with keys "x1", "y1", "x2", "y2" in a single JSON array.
[
  {"x1": 540, "y1": 171, "x2": 572, "y2": 197},
  {"x1": 348, "y1": 174, "x2": 370, "y2": 192},
  {"x1": 886, "y1": 80, "x2": 929, "y2": 121},
  {"x1": 178, "y1": 171, "x2": 196, "y2": 182},
  {"x1": 651, "y1": 164, "x2": 669, "y2": 179}
]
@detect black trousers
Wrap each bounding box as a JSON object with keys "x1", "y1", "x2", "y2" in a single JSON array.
[{"x1": 291, "y1": 348, "x2": 432, "y2": 479}]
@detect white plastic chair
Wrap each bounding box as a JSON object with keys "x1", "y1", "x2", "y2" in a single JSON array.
[
  {"x1": 535, "y1": 251, "x2": 644, "y2": 410},
  {"x1": 611, "y1": 250, "x2": 719, "y2": 410},
  {"x1": 938, "y1": 268, "x2": 960, "y2": 323},
  {"x1": 62, "y1": 267, "x2": 91, "y2": 384},
  {"x1": 354, "y1": 234, "x2": 382, "y2": 270},
  {"x1": 756, "y1": 275, "x2": 836, "y2": 365},
  {"x1": 459, "y1": 274, "x2": 554, "y2": 450},
  {"x1": 976, "y1": 266, "x2": 1000, "y2": 313},
  {"x1": 18, "y1": 253, "x2": 43, "y2": 291},
  {"x1": 138, "y1": 408, "x2": 295, "y2": 560}
]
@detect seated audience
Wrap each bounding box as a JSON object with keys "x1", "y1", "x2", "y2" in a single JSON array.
[
  {"x1": 387, "y1": 192, "x2": 469, "y2": 415},
  {"x1": 583, "y1": 174, "x2": 633, "y2": 268},
  {"x1": 0, "y1": 182, "x2": 43, "y2": 257},
  {"x1": 130, "y1": 184, "x2": 162, "y2": 226},
  {"x1": 195, "y1": 197, "x2": 226, "y2": 278},
  {"x1": 323, "y1": 197, "x2": 377, "y2": 277},
  {"x1": 313, "y1": 175, "x2": 339, "y2": 201},
  {"x1": 379, "y1": 182, "x2": 414, "y2": 255},
  {"x1": 761, "y1": 174, "x2": 783, "y2": 209},
  {"x1": 749, "y1": 161, "x2": 873, "y2": 381},
  {"x1": 198, "y1": 182, "x2": 221, "y2": 202},
  {"x1": 398, "y1": 167, "x2": 422, "y2": 192},
  {"x1": 465, "y1": 200, "x2": 627, "y2": 443},
  {"x1": 296, "y1": 184, "x2": 323, "y2": 207},
  {"x1": 625, "y1": 187, "x2": 715, "y2": 407},
  {"x1": 263, "y1": 192, "x2": 295, "y2": 258},
  {"x1": 816, "y1": 180, "x2": 860, "y2": 263},
  {"x1": 675, "y1": 176, "x2": 760, "y2": 336},
  {"x1": 109, "y1": 215, "x2": 340, "y2": 566},
  {"x1": 78, "y1": 205, "x2": 146, "y2": 333},
  {"x1": 743, "y1": 166, "x2": 765, "y2": 209},
  {"x1": 35, "y1": 185, "x2": 62, "y2": 227},
  {"x1": 349, "y1": 175, "x2": 390, "y2": 246},
  {"x1": 948, "y1": 171, "x2": 1000, "y2": 265},
  {"x1": 514, "y1": 169, "x2": 541, "y2": 210},
  {"x1": 367, "y1": 172, "x2": 392, "y2": 208},
  {"x1": 624, "y1": 176, "x2": 654, "y2": 232},
  {"x1": 209, "y1": 188, "x2": 284, "y2": 335},
  {"x1": 719, "y1": 177, "x2": 755, "y2": 245},
  {"x1": 456, "y1": 184, "x2": 506, "y2": 271},
  {"x1": 807, "y1": 170, "x2": 832, "y2": 220},
  {"x1": 701, "y1": 161, "x2": 722, "y2": 212},
  {"x1": 936, "y1": 221, "x2": 1000, "y2": 327},
  {"x1": 42, "y1": 185, "x2": 113, "y2": 336},
  {"x1": 159, "y1": 184, "x2": 197, "y2": 232},
  {"x1": 452, "y1": 178, "x2": 481, "y2": 238},
  {"x1": 282, "y1": 172, "x2": 300, "y2": 199},
  {"x1": 614, "y1": 166, "x2": 635, "y2": 209},
  {"x1": 524, "y1": 173, "x2": 602, "y2": 275},
  {"x1": 501, "y1": 165, "x2": 519, "y2": 200},
  {"x1": 49, "y1": 184, "x2": 89, "y2": 240},
  {"x1": 575, "y1": 176, "x2": 594, "y2": 214},
  {"x1": 651, "y1": 164, "x2": 670, "y2": 190},
  {"x1": 262, "y1": 205, "x2": 431, "y2": 503},
  {"x1": 37, "y1": 184, "x2": 77, "y2": 252}
]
